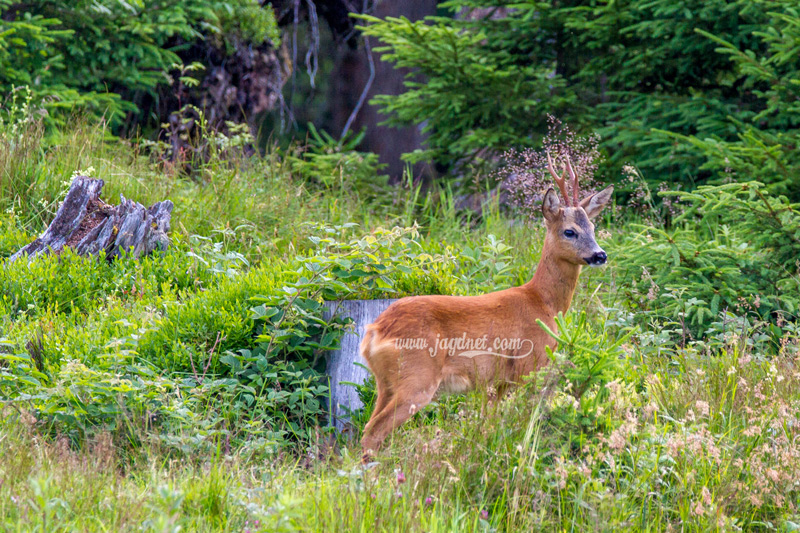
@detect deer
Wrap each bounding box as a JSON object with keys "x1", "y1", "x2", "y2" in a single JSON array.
[{"x1": 359, "y1": 153, "x2": 613, "y2": 461}]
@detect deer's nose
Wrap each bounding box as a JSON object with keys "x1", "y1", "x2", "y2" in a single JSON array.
[{"x1": 585, "y1": 251, "x2": 607, "y2": 266}]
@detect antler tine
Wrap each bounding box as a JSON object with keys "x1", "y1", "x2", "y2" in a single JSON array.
[
  {"x1": 546, "y1": 151, "x2": 572, "y2": 206},
  {"x1": 565, "y1": 154, "x2": 579, "y2": 207}
]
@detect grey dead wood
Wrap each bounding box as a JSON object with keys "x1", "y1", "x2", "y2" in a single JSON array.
[
  {"x1": 323, "y1": 299, "x2": 398, "y2": 432},
  {"x1": 9, "y1": 177, "x2": 173, "y2": 263}
]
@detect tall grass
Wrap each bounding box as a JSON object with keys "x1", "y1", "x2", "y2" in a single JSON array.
[{"x1": 3, "y1": 337, "x2": 798, "y2": 530}]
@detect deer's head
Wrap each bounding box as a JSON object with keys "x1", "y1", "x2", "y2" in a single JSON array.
[{"x1": 541, "y1": 153, "x2": 613, "y2": 267}]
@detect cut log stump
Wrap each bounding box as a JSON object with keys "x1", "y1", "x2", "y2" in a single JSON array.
[
  {"x1": 10, "y1": 177, "x2": 173, "y2": 262},
  {"x1": 324, "y1": 299, "x2": 398, "y2": 432}
]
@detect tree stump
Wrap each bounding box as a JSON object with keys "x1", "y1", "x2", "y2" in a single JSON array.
[
  {"x1": 324, "y1": 299, "x2": 398, "y2": 432},
  {"x1": 9, "y1": 177, "x2": 173, "y2": 263}
]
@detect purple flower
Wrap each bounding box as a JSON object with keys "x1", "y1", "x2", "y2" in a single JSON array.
[
  {"x1": 425, "y1": 497, "x2": 433, "y2": 506},
  {"x1": 480, "y1": 510, "x2": 489, "y2": 520},
  {"x1": 396, "y1": 471, "x2": 406, "y2": 484}
]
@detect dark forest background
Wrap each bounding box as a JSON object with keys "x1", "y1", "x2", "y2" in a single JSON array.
[{"x1": 4, "y1": 0, "x2": 800, "y2": 199}]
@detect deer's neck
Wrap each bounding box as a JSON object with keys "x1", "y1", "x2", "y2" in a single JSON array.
[{"x1": 524, "y1": 237, "x2": 582, "y2": 315}]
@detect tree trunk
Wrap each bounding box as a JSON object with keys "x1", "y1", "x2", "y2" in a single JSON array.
[
  {"x1": 10, "y1": 177, "x2": 173, "y2": 263},
  {"x1": 324, "y1": 298, "x2": 398, "y2": 432},
  {"x1": 328, "y1": 0, "x2": 438, "y2": 183}
]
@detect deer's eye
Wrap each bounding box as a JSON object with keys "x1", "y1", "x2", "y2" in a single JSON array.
[{"x1": 564, "y1": 229, "x2": 577, "y2": 238}]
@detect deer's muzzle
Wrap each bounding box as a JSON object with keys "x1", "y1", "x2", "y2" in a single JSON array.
[{"x1": 584, "y1": 251, "x2": 607, "y2": 266}]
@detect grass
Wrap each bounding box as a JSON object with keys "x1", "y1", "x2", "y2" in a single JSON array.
[
  {"x1": 1, "y1": 111, "x2": 799, "y2": 531},
  {"x1": 3, "y1": 347, "x2": 798, "y2": 531}
]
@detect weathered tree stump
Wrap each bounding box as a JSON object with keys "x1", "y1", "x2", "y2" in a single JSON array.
[
  {"x1": 324, "y1": 299, "x2": 398, "y2": 432},
  {"x1": 9, "y1": 177, "x2": 173, "y2": 263}
]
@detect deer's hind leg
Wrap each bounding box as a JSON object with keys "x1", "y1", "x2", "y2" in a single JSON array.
[
  {"x1": 361, "y1": 381, "x2": 438, "y2": 460},
  {"x1": 361, "y1": 352, "x2": 440, "y2": 461}
]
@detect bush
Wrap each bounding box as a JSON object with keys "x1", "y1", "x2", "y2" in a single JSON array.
[
  {"x1": 609, "y1": 182, "x2": 800, "y2": 344},
  {"x1": 286, "y1": 126, "x2": 390, "y2": 204},
  {"x1": 0, "y1": 0, "x2": 279, "y2": 125},
  {"x1": 0, "y1": 222, "x2": 467, "y2": 450}
]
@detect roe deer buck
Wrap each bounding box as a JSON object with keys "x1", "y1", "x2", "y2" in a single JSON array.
[{"x1": 359, "y1": 153, "x2": 613, "y2": 461}]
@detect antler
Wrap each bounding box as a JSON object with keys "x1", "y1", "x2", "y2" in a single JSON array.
[
  {"x1": 565, "y1": 155, "x2": 579, "y2": 207},
  {"x1": 546, "y1": 151, "x2": 572, "y2": 206}
]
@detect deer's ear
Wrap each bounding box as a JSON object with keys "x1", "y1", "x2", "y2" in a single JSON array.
[
  {"x1": 579, "y1": 186, "x2": 614, "y2": 219},
  {"x1": 542, "y1": 188, "x2": 561, "y2": 222}
]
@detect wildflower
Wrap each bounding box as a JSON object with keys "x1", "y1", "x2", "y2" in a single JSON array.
[
  {"x1": 608, "y1": 429, "x2": 627, "y2": 452},
  {"x1": 425, "y1": 497, "x2": 433, "y2": 506},
  {"x1": 692, "y1": 501, "x2": 704, "y2": 516},
  {"x1": 646, "y1": 283, "x2": 658, "y2": 301},
  {"x1": 499, "y1": 116, "x2": 603, "y2": 218},
  {"x1": 396, "y1": 470, "x2": 406, "y2": 484},
  {"x1": 480, "y1": 510, "x2": 489, "y2": 520},
  {"x1": 695, "y1": 401, "x2": 710, "y2": 417},
  {"x1": 695, "y1": 369, "x2": 706, "y2": 378},
  {"x1": 707, "y1": 442, "x2": 722, "y2": 464},
  {"x1": 621, "y1": 344, "x2": 634, "y2": 356},
  {"x1": 606, "y1": 379, "x2": 622, "y2": 405},
  {"x1": 554, "y1": 457, "x2": 568, "y2": 489},
  {"x1": 727, "y1": 366, "x2": 736, "y2": 376},
  {"x1": 701, "y1": 486, "x2": 712, "y2": 505}
]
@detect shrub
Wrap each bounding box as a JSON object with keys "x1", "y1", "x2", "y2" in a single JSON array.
[
  {"x1": 286, "y1": 126, "x2": 390, "y2": 204},
  {"x1": 0, "y1": 0, "x2": 279, "y2": 125},
  {"x1": 609, "y1": 182, "x2": 800, "y2": 344}
]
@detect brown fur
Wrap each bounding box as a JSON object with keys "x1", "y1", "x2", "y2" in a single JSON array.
[{"x1": 360, "y1": 186, "x2": 613, "y2": 460}]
